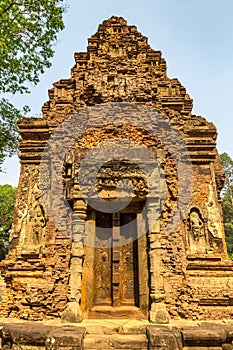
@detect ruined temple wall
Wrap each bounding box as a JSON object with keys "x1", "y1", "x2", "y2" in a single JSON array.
[
  {"x1": 0, "y1": 16, "x2": 232, "y2": 322},
  {"x1": 1, "y1": 136, "x2": 230, "y2": 322},
  {"x1": 152, "y1": 157, "x2": 228, "y2": 321},
  {"x1": 0, "y1": 120, "x2": 72, "y2": 319}
]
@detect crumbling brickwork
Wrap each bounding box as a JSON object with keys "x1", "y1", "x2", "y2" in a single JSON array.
[{"x1": 0, "y1": 16, "x2": 232, "y2": 323}]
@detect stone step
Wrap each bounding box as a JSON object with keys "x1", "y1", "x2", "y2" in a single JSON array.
[
  {"x1": 84, "y1": 333, "x2": 148, "y2": 349},
  {"x1": 88, "y1": 306, "x2": 147, "y2": 320},
  {"x1": 83, "y1": 319, "x2": 149, "y2": 336}
]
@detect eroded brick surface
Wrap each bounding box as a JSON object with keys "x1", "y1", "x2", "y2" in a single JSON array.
[{"x1": 0, "y1": 16, "x2": 232, "y2": 323}]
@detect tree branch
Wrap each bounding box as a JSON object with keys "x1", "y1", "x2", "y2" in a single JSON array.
[{"x1": 1, "y1": 1, "x2": 16, "y2": 14}]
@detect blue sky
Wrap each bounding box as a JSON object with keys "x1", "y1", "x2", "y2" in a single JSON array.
[{"x1": 1, "y1": 0, "x2": 233, "y2": 186}]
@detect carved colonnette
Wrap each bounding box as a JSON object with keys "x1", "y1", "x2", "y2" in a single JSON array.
[{"x1": 0, "y1": 16, "x2": 232, "y2": 323}]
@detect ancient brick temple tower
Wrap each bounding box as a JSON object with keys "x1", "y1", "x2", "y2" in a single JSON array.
[{"x1": 1, "y1": 16, "x2": 233, "y2": 324}]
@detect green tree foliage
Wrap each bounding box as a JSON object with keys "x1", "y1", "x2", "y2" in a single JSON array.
[
  {"x1": 220, "y1": 153, "x2": 233, "y2": 257},
  {"x1": 0, "y1": 99, "x2": 29, "y2": 166},
  {"x1": 0, "y1": 184, "x2": 17, "y2": 260},
  {"x1": 0, "y1": 0, "x2": 65, "y2": 168}
]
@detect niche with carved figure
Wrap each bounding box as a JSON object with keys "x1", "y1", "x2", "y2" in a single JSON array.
[
  {"x1": 24, "y1": 184, "x2": 46, "y2": 253},
  {"x1": 186, "y1": 207, "x2": 210, "y2": 254}
]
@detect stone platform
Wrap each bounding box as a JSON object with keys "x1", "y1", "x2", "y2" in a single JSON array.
[{"x1": 1, "y1": 319, "x2": 233, "y2": 349}]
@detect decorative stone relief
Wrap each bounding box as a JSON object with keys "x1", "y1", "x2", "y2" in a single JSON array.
[
  {"x1": 26, "y1": 184, "x2": 46, "y2": 251},
  {"x1": 148, "y1": 206, "x2": 169, "y2": 324},
  {"x1": 207, "y1": 183, "x2": 223, "y2": 238},
  {"x1": 189, "y1": 210, "x2": 205, "y2": 240},
  {"x1": 185, "y1": 207, "x2": 210, "y2": 254},
  {"x1": 62, "y1": 195, "x2": 86, "y2": 323},
  {"x1": 12, "y1": 203, "x2": 28, "y2": 242}
]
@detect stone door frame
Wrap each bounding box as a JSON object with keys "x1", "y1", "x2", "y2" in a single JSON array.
[{"x1": 62, "y1": 193, "x2": 170, "y2": 323}]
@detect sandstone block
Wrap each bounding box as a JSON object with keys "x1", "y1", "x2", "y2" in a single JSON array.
[{"x1": 46, "y1": 326, "x2": 85, "y2": 350}]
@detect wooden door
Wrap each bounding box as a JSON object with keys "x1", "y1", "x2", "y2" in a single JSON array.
[
  {"x1": 119, "y1": 213, "x2": 139, "y2": 306},
  {"x1": 94, "y1": 212, "x2": 112, "y2": 306},
  {"x1": 93, "y1": 212, "x2": 138, "y2": 307},
  {"x1": 82, "y1": 210, "x2": 149, "y2": 319}
]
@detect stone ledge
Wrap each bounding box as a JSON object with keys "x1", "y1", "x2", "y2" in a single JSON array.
[
  {"x1": 0, "y1": 322, "x2": 54, "y2": 346},
  {"x1": 147, "y1": 324, "x2": 233, "y2": 350},
  {"x1": 46, "y1": 326, "x2": 86, "y2": 349},
  {"x1": 1, "y1": 321, "x2": 233, "y2": 349},
  {"x1": 84, "y1": 333, "x2": 148, "y2": 349},
  {"x1": 0, "y1": 323, "x2": 86, "y2": 349},
  {"x1": 182, "y1": 326, "x2": 226, "y2": 346},
  {"x1": 147, "y1": 326, "x2": 183, "y2": 350}
]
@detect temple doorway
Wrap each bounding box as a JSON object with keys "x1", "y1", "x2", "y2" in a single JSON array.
[{"x1": 81, "y1": 209, "x2": 149, "y2": 319}]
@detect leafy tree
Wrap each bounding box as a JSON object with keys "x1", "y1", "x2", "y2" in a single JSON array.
[
  {"x1": 220, "y1": 153, "x2": 233, "y2": 257},
  {"x1": 0, "y1": 99, "x2": 29, "y2": 166},
  {"x1": 0, "y1": 0, "x2": 65, "y2": 169},
  {"x1": 221, "y1": 153, "x2": 233, "y2": 205},
  {"x1": 0, "y1": 184, "x2": 17, "y2": 260}
]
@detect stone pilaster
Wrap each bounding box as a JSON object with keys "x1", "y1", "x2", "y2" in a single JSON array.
[
  {"x1": 147, "y1": 202, "x2": 169, "y2": 324},
  {"x1": 62, "y1": 194, "x2": 87, "y2": 323}
]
